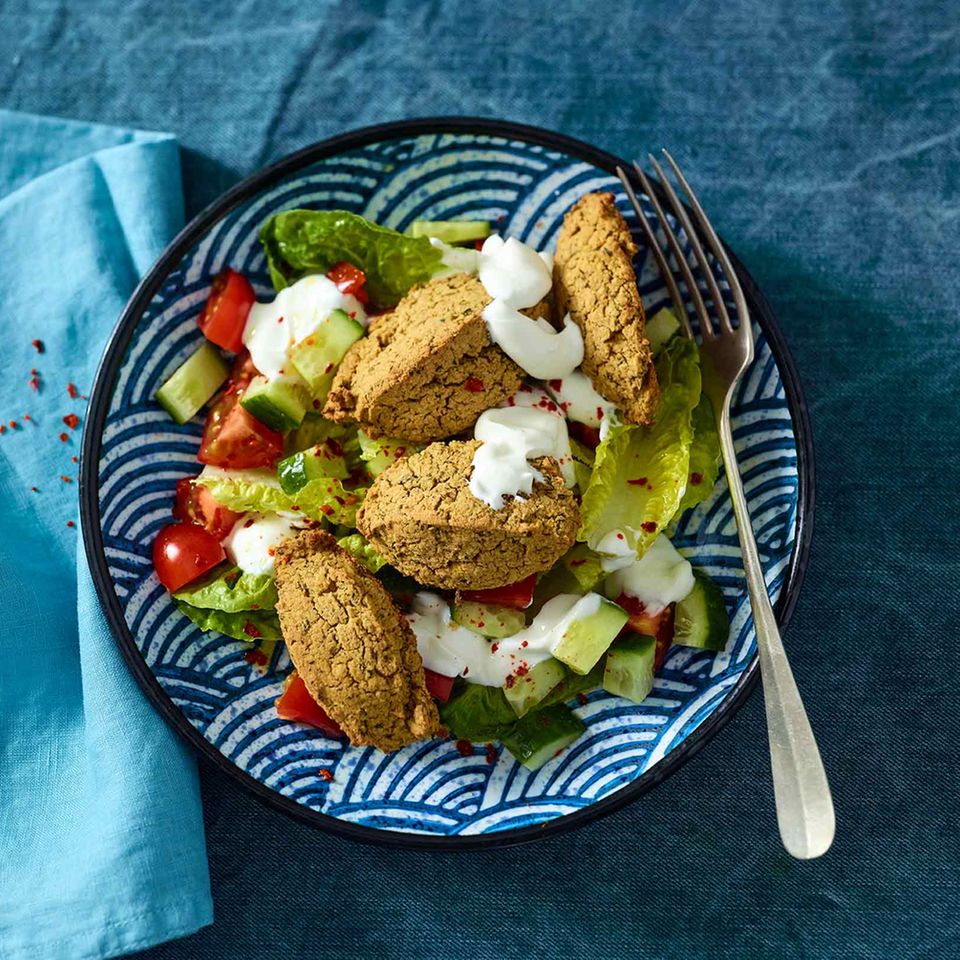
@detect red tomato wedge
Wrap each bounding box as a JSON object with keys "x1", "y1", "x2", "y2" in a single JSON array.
[
  {"x1": 197, "y1": 384, "x2": 284, "y2": 469},
  {"x1": 615, "y1": 594, "x2": 676, "y2": 672},
  {"x1": 197, "y1": 268, "x2": 256, "y2": 353},
  {"x1": 326, "y1": 261, "x2": 369, "y2": 305},
  {"x1": 461, "y1": 574, "x2": 537, "y2": 610},
  {"x1": 153, "y1": 522, "x2": 225, "y2": 592},
  {"x1": 275, "y1": 674, "x2": 344, "y2": 737},
  {"x1": 228, "y1": 349, "x2": 259, "y2": 391},
  {"x1": 173, "y1": 476, "x2": 243, "y2": 540},
  {"x1": 424, "y1": 669, "x2": 456, "y2": 703}
]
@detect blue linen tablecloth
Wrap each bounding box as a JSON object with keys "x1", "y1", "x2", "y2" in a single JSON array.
[
  {"x1": 1, "y1": 1, "x2": 958, "y2": 958},
  {"x1": 0, "y1": 111, "x2": 212, "y2": 960}
]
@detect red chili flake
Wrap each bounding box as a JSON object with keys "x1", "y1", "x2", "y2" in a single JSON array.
[
  {"x1": 225, "y1": 569, "x2": 241, "y2": 585},
  {"x1": 0, "y1": 425, "x2": 5, "y2": 435},
  {"x1": 31, "y1": 339, "x2": 44, "y2": 353},
  {"x1": 569, "y1": 558, "x2": 585, "y2": 567},
  {"x1": 547, "y1": 379, "x2": 562, "y2": 391},
  {"x1": 267, "y1": 547, "x2": 275, "y2": 557},
  {"x1": 334, "y1": 495, "x2": 346, "y2": 506},
  {"x1": 30, "y1": 368, "x2": 38, "y2": 376},
  {"x1": 67, "y1": 383, "x2": 79, "y2": 399},
  {"x1": 462, "y1": 666, "x2": 469, "y2": 676},
  {"x1": 628, "y1": 476, "x2": 648, "y2": 486},
  {"x1": 545, "y1": 400, "x2": 558, "y2": 413},
  {"x1": 59, "y1": 432, "x2": 68, "y2": 442},
  {"x1": 318, "y1": 768, "x2": 334, "y2": 782},
  {"x1": 394, "y1": 446, "x2": 406, "y2": 457},
  {"x1": 455, "y1": 740, "x2": 473, "y2": 757},
  {"x1": 243, "y1": 621, "x2": 262, "y2": 639},
  {"x1": 243, "y1": 518, "x2": 255, "y2": 528},
  {"x1": 63, "y1": 413, "x2": 80, "y2": 430},
  {"x1": 244, "y1": 649, "x2": 269, "y2": 667},
  {"x1": 326, "y1": 438, "x2": 344, "y2": 457},
  {"x1": 60, "y1": 475, "x2": 72, "y2": 483},
  {"x1": 484, "y1": 743, "x2": 497, "y2": 764},
  {"x1": 30, "y1": 486, "x2": 38, "y2": 492},
  {"x1": 506, "y1": 396, "x2": 515, "y2": 406},
  {"x1": 8, "y1": 420, "x2": 17, "y2": 429},
  {"x1": 519, "y1": 383, "x2": 532, "y2": 393},
  {"x1": 22, "y1": 414, "x2": 31, "y2": 422},
  {"x1": 71, "y1": 455, "x2": 78, "y2": 463},
  {"x1": 690, "y1": 472, "x2": 704, "y2": 485},
  {"x1": 323, "y1": 362, "x2": 333, "y2": 374},
  {"x1": 596, "y1": 406, "x2": 604, "y2": 420},
  {"x1": 504, "y1": 675, "x2": 516, "y2": 689},
  {"x1": 476, "y1": 620, "x2": 486, "y2": 629},
  {"x1": 577, "y1": 692, "x2": 589, "y2": 706},
  {"x1": 616, "y1": 532, "x2": 625, "y2": 540},
  {"x1": 490, "y1": 642, "x2": 499, "y2": 653},
  {"x1": 312, "y1": 399, "x2": 321, "y2": 409},
  {"x1": 641, "y1": 521, "x2": 658, "y2": 533},
  {"x1": 520, "y1": 640, "x2": 529, "y2": 648},
  {"x1": 276, "y1": 315, "x2": 284, "y2": 323},
  {"x1": 464, "y1": 376, "x2": 485, "y2": 393},
  {"x1": 29, "y1": 376, "x2": 40, "y2": 391},
  {"x1": 319, "y1": 505, "x2": 334, "y2": 516},
  {"x1": 66, "y1": 520, "x2": 75, "y2": 528},
  {"x1": 515, "y1": 663, "x2": 529, "y2": 677}
]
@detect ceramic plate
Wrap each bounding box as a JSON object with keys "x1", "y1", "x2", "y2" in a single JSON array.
[{"x1": 80, "y1": 119, "x2": 813, "y2": 848}]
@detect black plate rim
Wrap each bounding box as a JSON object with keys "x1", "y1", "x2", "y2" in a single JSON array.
[{"x1": 80, "y1": 116, "x2": 815, "y2": 851}]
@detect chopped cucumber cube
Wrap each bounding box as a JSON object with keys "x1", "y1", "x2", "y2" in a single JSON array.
[
  {"x1": 673, "y1": 570, "x2": 730, "y2": 651},
  {"x1": 289, "y1": 308, "x2": 364, "y2": 396},
  {"x1": 551, "y1": 596, "x2": 629, "y2": 675},
  {"x1": 603, "y1": 633, "x2": 656, "y2": 704},
  {"x1": 277, "y1": 444, "x2": 349, "y2": 494},
  {"x1": 500, "y1": 704, "x2": 586, "y2": 770},
  {"x1": 240, "y1": 375, "x2": 310, "y2": 432},
  {"x1": 451, "y1": 600, "x2": 525, "y2": 640},
  {"x1": 503, "y1": 658, "x2": 567, "y2": 717},
  {"x1": 408, "y1": 220, "x2": 491, "y2": 245},
  {"x1": 358, "y1": 431, "x2": 417, "y2": 477},
  {"x1": 155, "y1": 342, "x2": 229, "y2": 424}
]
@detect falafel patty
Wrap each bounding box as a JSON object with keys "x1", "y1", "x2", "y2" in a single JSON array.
[
  {"x1": 323, "y1": 273, "x2": 526, "y2": 442},
  {"x1": 357, "y1": 440, "x2": 579, "y2": 591},
  {"x1": 553, "y1": 192, "x2": 660, "y2": 426},
  {"x1": 275, "y1": 530, "x2": 440, "y2": 752}
]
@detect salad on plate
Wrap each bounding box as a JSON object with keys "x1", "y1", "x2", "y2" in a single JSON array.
[{"x1": 152, "y1": 193, "x2": 730, "y2": 769}]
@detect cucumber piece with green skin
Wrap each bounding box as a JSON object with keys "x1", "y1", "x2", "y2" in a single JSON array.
[
  {"x1": 603, "y1": 633, "x2": 656, "y2": 704},
  {"x1": 277, "y1": 443, "x2": 349, "y2": 494},
  {"x1": 155, "y1": 342, "x2": 229, "y2": 424},
  {"x1": 500, "y1": 704, "x2": 586, "y2": 770},
  {"x1": 357, "y1": 431, "x2": 417, "y2": 477},
  {"x1": 451, "y1": 600, "x2": 525, "y2": 639},
  {"x1": 646, "y1": 307, "x2": 682, "y2": 355},
  {"x1": 673, "y1": 570, "x2": 729, "y2": 651},
  {"x1": 503, "y1": 658, "x2": 567, "y2": 717},
  {"x1": 551, "y1": 596, "x2": 629, "y2": 675},
  {"x1": 408, "y1": 220, "x2": 491, "y2": 245},
  {"x1": 289, "y1": 308, "x2": 364, "y2": 396},
  {"x1": 240, "y1": 375, "x2": 310, "y2": 432}
]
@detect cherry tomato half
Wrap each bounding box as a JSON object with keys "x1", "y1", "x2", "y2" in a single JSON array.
[
  {"x1": 197, "y1": 385, "x2": 283, "y2": 470},
  {"x1": 198, "y1": 268, "x2": 256, "y2": 353},
  {"x1": 461, "y1": 573, "x2": 537, "y2": 610},
  {"x1": 153, "y1": 522, "x2": 225, "y2": 592},
  {"x1": 326, "y1": 261, "x2": 369, "y2": 306},
  {"x1": 173, "y1": 476, "x2": 243, "y2": 540},
  {"x1": 275, "y1": 674, "x2": 344, "y2": 737}
]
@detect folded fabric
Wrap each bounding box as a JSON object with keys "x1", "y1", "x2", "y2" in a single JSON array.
[{"x1": 0, "y1": 111, "x2": 212, "y2": 960}]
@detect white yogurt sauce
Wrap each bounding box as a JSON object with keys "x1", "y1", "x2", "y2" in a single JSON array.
[
  {"x1": 242, "y1": 274, "x2": 367, "y2": 381},
  {"x1": 604, "y1": 535, "x2": 695, "y2": 614},
  {"x1": 469, "y1": 404, "x2": 575, "y2": 509},
  {"x1": 430, "y1": 237, "x2": 480, "y2": 277},
  {"x1": 478, "y1": 235, "x2": 552, "y2": 308},
  {"x1": 545, "y1": 370, "x2": 619, "y2": 439},
  {"x1": 407, "y1": 591, "x2": 603, "y2": 687},
  {"x1": 223, "y1": 513, "x2": 303, "y2": 576},
  {"x1": 596, "y1": 528, "x2": 638, "y2": 573},
  {"x1": 482, "y1": 301, "x2": 584, "y2": 380}
]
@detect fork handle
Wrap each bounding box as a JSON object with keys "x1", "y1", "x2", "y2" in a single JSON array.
[{"x1": 716, "y1": 399, "x2": 836, "y2": 859}]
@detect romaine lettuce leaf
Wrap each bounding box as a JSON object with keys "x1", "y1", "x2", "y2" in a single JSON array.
[
  {"x1": 196, "y1": 465, "x2": 363, "y2": 525},
  {"x1": 176, "y1": 600, "x2": 282, "y2": 642},
  {"x1": 337, "y1": 533, "x2": 387, "y2": 573},
  {"x1": 677, "y1": 395, "x2": 722, "y2": 516},
  {"x1": 284, "y1": 414, "x2": 361, "y2": 465},
  {"x1": 578, "y1": 337, "x2": 701, "y2": 559},
  {"x1": 259, "y1": 209, "x2": 444, "y2": 307},
  {"x1": 173, "y1": 565, "x2": 278, "y2": 612}
]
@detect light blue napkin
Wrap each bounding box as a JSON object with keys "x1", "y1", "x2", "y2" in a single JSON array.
[{"x1": 0, "y1": 111, "x2": 212, "y2": 960}]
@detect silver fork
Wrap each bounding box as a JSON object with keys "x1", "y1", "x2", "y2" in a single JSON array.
[{"x1": 617, "y1": 152, "x2": 835, "y2": 860}]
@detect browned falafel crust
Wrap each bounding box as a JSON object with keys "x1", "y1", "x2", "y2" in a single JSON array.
[
  {"x1": 323, "y1": 273, "x2": 526, "y2": 442},
  {"x1": 356, "y1": 440, "x2": 579, "y2": 591},
  {"x1": 553, "y1": 192, "x2": 660, "y2": 426},
  {"x1": 274, "y1": 530, "x2": 440, "y2": 752}
]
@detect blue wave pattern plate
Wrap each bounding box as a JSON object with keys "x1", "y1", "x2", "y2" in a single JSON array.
[{"x1": 92, "y1": 126, "x2": 805, "y2": 842}]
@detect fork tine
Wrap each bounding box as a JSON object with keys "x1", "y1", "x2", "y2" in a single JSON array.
[
  {"x1": 661, "y1": 149, "x2": 749, "y2": 335},
  {"x1": 615, "y1": 166, "x2": 692, "y2": 338},
  {"x1": 631, "y1": 161, "x2": 715, "y2": 340},
  {"x1": 647, "y1": 153, "x2": 733, "y2": 334}
]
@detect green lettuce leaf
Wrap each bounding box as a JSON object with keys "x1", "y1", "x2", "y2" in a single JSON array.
[
  {"x1": 173, "y1": 565, "x2": 278, "y2": 612},
  {"x1": 337, "y1": 533, "x2": 387, "y2": 573},
  {"x1": 259, "y1": 209, "x2": 444, "y2": 307},
  {"x1": 439, "y1": 682, "x2": 519, "y2": 741},
  {"x1": 176, "y1": 600, "x2": 282, "y2": 642},
  {"x1": 196, "y1": 465, "x2": 363, "y2": 525},
  {"x1": 578, "y1": 337, "x2": 702, "y2": 559},
  {"x1": 284, "y1": 414, "x2": 361, "y2": 465},
  {"x1": 677, "y1": 395, "x2": 722, "y2": 515}
]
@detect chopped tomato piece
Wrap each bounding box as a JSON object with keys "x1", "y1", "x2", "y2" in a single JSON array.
[
  {"x1": 197, "y1": 384, "x2": 283, "y2": 469},
  {"x1": 424, "y1": 669, "x2": 455, "y2": 703},
  {"x1": 616, "y1": 594, "x2": 675, "y2": 672},
  {"x1": 654, "y1": 604, "x2": 676, "y2": 673},
  {"x1": 568, "y1": 421, "x2": 601, "y2": 450},
  {"x1": 197, "y1": 268, "x2": 256, "y2": 353},
  {"x1": 173, "y1": 476, "x2": 243, "y2": 540},
  {"x1": 153, "y1": 522, "x2": 225, "y2": 592},
  {"x1": 461, "y1": 574, "x2": 537, "y2": 610},
  {"x1": 228, "y1": 349, "x2": 259, "y2": 391},
  {"x1": 275, "y1": 674, "x2": 344, "y2": 737},
  {"x1": 326, "y1": 261, "x2": 369, "y2": 305}
]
